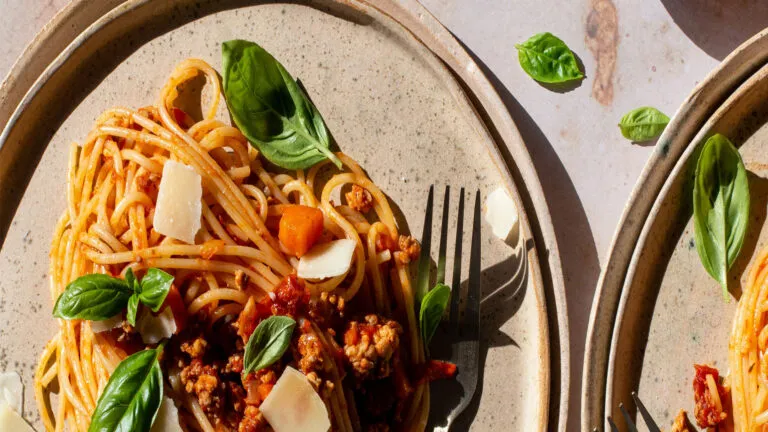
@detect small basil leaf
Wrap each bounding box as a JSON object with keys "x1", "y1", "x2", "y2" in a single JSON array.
[
  {"x1": 243, "y1": 315, "x2": 296, "y2": 374},
  {"x1": 53, "y1": 274, "x2": 132, "y2": 321},
  {"x1": 693, "y1": 133, "x2": 750, "y2": 301},
  {"x1": 88, "y1": 348, "x2": 163, "y2": 432},
  {"x1": 125, "y1": 268, "x2": 138, "y2": 291},
  {"x1": 126, "y1": 294, "x2": 140, "y2": 327},
  {"x1": 222, "y1": 40, "x2": 342, "y2": 170},
  {"x1": 138, "y1": 268, "x2": 173, "y2": 312},
  {"x1": 515, "y1": 32, "x2": 584, "y2": 83},
  {"x1": 618, "y1": 107, "x2": 670, "y2": 142},
  {"x1": 419, "y1": 283, "x2": 451, "y2": 346}
]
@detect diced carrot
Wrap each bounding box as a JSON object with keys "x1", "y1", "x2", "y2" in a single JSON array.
[{"x1": 278, "y1": 205, "x2": 324, "y2": 257}]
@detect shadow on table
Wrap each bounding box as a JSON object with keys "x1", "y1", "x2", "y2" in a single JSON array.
[
  {"x1": 661, "y1": 0, "x2": 768, "y2": 60},
  {"x1": 451, "y1": 37, "x2": 601, "y2": 431}
]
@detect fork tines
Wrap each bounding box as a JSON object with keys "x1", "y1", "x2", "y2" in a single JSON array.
[
  {"x1": 417, "y1": 185, "x2": 482, "y2": 430},
  {"x1": 601, "y1": 392, "x2": 661, "y2": 432}
]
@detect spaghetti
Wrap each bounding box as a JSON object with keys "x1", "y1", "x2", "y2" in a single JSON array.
[
  {"x1": 35, "y1": 58, "x2": 432, "y2": 431},
  {"x1": 730, "y1": 245, "x2": 768, "y2": 431}
]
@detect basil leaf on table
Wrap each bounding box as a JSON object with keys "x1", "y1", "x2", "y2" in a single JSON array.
[
  {"x1": 419, "y1": 283, "x2": 451, "y2": 346},
  {"x1": 53, "y1": 274, "x2": 132, "y2": 321},
  {"x1": 137, "y1": 268, "x2": 174, "y2": 312},
  {"x1": 693, "y1": 133, "x2": 750, "y2": 301},
  {"x1": 515, "y1": 32, "x2": 584, "y2": 83},
  {"x1": 88, "y1": 348, "x2": 163, "y2": 432},
  {"x1": 222, "y1": 40, "x2": 342, "y2": 170},
  {"x1": 243, "y1": 315, "x2": 296, "y2": 374},
  {"x1": 618, "y1": 107, "x2": 670, "y2": 142}
]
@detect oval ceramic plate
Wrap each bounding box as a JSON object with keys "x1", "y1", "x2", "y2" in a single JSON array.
[
  {"x1": 583, "y1": 29, "x2": 768, "y2": 430},
  {"x1": 0, "y1": 0, "x2": 569, "y2": 430}
]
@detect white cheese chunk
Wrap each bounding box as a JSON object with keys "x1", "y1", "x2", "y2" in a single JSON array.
[
  {"x1": 137, "y1": 307, "x2": 177, "y2": 344},
  {"x1": 484, "y1": 187, "x2": 519, "y2": 244},
  {"x1": 153, "y1": 160, "x2": 202, "y2": 244},
  {"x1": 0, "y1": 372, "x2": 23, "y2": 414},
  {"x1": 90, "y1": 314, "x2": 123, "y2": 333},
  {"x1": 0, "y1": 403, "x2": 34, "y2": 432},
  {"x1": 260, "y1": 366, "x2": 330, "y2": 432},
  {"x1": 150, "y1": 397, "x2": 183, "y2": 432},
  {"x1": 297, "y1": 239, "x2": 355, "y2": 280}
]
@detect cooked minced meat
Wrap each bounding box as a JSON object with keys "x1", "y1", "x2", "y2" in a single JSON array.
[
  {"x1": 343, "y1": 315, "x2": 402, "y2": 380},
  {"x1": 238, "y1": 405, "x2": 268, "y2": 432},
  {"x1": 670, "y1": 410, "x2": 695, "y2": 432},
  {"x1": 396, "y1": 235, "x2": 420, "y2": 264},
  {"x1": 346, "y1": 185, "x2": 374, "y2": 213},
  {"x1": 693, "y1": 364, "x2": 728, "y2": 428},
  {"x1": 297, "y1": 332, "x2": 324, "y2": 375},
  {"x1": 181, "y1": 336, "x2": 208, "y2": 359},
  {"x1": 180, "y1": 359, "x2": 225, "y2": 415}
]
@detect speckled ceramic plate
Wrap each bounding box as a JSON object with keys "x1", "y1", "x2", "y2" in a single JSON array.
[
  {"x1": 583, "y1": 29, "x2": 768, "y2": 430},
  {"x1": 0, "y1": 0, "x2": 569, "y2": 430}
]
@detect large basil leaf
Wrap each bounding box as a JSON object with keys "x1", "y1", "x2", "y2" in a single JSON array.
[
  {"x1": 693, "y1": 133, "x2": 750, "y2": 300},
  {"x1": 137, "y1": 268, "x2": 173, "y2": 312},
  {"x1": 222, "y1": 40, "x2": 341, "y2": 170},
  {"x1": 419, "y1": 283, "x2": 451, "y2": 346},
  {"x1": 618, "y1": 107, "x2": 670, "y2": 142},
  {"x1": 88, "y1": 348, "x2": 163, "y2": 432},
  {"x1": 53, "y1": 274, "x2": 132, "y2": 321},
  {"x1": 515, "y1": 32, "x2": 584, "y2": 83},
  {"x1": 243, "y1": 315, "x2": 296, "y2": 374}
]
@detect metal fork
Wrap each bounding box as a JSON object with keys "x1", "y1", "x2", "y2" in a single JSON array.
[
  {"x1": 416, "y1": 185, "x2": 481, "y2": 431},
  {"x1": 595, "y1": 392, "x2": 661, "y2": 432}
]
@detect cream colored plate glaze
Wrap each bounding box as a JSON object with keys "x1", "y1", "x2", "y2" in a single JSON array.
[
  {"x1": 595, "y1": 35, "x2": 768, "y2": 430},
  {"x1": 0, "y1": 0, "x2": 565, "y2": 430},
  {"x1": 583, "y1": 29, "x2": 768, "y2": 430}
]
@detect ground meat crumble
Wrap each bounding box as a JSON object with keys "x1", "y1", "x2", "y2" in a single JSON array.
[
  {"x1": 343, "y1": 315, "x2": 402, "y2": 380},
  {"x1": 396, "y1": 235, "x2": 420, "y2": 264},
  {"x1": 346, "y1": 185, "x2": 374, "y2": 213}
]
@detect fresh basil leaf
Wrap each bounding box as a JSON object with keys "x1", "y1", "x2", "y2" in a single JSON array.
[
  {"x1": 127, "y1": 294, "x2": 140, "y2": 327},
  {"x1": 88, "y1": 348, "x2": 163, "y2": 432},
  {"x1": 618, "y1": 107, "x2": 670, "y2": 142},
  {"x1": 138, "y1": 268, "x2": 173, "y2": 312},
  {"x1": 693, "y1": 133, "x2": 750, "y2": 300},
  {"x1": 125, "y1": 268, "x2": 138, "y2": 291},
  {"x1": 419, "y1": 283, "x2": 451, "y2": 346},
  {"x1": 53, "y1": 274, "x2": 132, "y2": 321},
  {"x1": 515, "y1": 32, "x2": 584, "y2": 83},
  {"x1": 222, "y1": 40, "x2": 341, "y2": 170},
  {"x1": 243, "y1": 315, "x2": 296, "y2": 374}
]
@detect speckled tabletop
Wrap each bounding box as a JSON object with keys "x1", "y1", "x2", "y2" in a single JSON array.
[{"x1": 3, "y1": 0, "x2": 765, "y2": 430}]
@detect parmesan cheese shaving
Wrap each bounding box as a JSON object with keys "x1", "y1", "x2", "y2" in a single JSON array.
[
  {"x1": 0, "y1": 403, "x2": 34, "y2": 432},
  {"x1": 136, "y1": 307, "x2": 177, "y2": 344},
  {"x1": 260, "y1": 366, "x2": 330, "y2": 432},
  {"x1": 484, "y1": 187, "x2": 519, "y2": 243},
  {"x1": 153, "y1": 160, "x2": 202, "y2": 244},
  {"x1": 297, "y1": 239, "x2": 355, "y2": 279},
  {"x1": 0, "y1": 372, "x2": 23, "y2": 414},
  {"x1": 150, "y1": 397, "x2": 183, "y2": 432}
]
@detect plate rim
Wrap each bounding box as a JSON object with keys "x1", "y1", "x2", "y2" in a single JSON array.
[
  {"x1": 0, "y1": 0, "x2": 570, "y2": 429},
  {"x1": 582, "y1": 27, "x2": 768, "y2": 430}
]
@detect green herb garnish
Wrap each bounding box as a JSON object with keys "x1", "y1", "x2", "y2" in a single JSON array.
[
  {"x1": 515, "y1": 32, "x2": 584, "y2": 83},
  {"x1": 693, "y1": 133, "x2": 750, "y2": 301}
]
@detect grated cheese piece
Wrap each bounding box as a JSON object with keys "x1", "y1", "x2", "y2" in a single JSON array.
[
  {"x1": 484, "y1": 187, "x2": 519, "y2": 243},
  {"x1": 297, "y1": 239, "x2": 355, "y2": 280},
  {"x1": 260, "y1": 366, "x2": 330, "y2": 432},
  {"x1": 153, "y1": 160, "x2": 202, "y2": 244}
]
